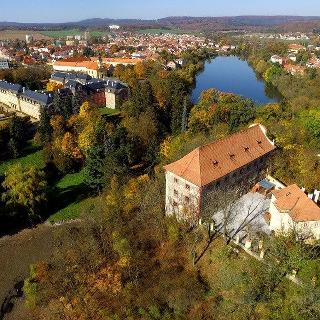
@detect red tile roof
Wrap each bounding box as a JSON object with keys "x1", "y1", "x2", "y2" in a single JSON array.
[
  {"x1": 272, "y1": 184, "x2": 320, "y2": 222},
  {"x1": 54, "y1": 60, "x2": 99, "y2": 71},
  {"x1": 164, "y1": 124, "x2": 275, "y2": 187}
]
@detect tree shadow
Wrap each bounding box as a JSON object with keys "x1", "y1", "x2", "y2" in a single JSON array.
[{"x1": 44, "y1": 182, "x2": 91, "y2": 220}]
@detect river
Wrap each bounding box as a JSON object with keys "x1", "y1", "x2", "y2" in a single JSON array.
[{"x1": 192, "y1": 56, "x2": 280, "y2": 105}]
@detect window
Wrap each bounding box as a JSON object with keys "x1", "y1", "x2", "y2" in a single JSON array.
[
  {"x1": 185, "y1": 184, "x2": 190, "y2": 190},
  {"x1": 174, "y1": 177, "x2": 178, "y2": 184},
  {"x1": 174, "y1": 189, "x2": 178, "y2": 197},
  {"x1": 173, "y1": 201, "x2": 178, "y2": 207},
  {"x1": 185, "y1": 196, "x2": 190, "y2": 204}
]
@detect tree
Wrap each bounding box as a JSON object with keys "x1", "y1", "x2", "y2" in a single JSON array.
[
  {"x1": 2, "y1": 164, "x2": 47, "y2": 222},
  {"x1": 37, "y1": 108, "x2": 53, "y2": 145},
  {"x1": 84, "y1": 144, "x2": 106, "y2": 192},
  {"x1": 264, "y1": 64, "x2": 282, "y2": 83},
  {"x1": 202, "y1": 187, "x2": 267, "y2": 246},
  {"x1": 46, "y1": 81, "x2": 63, "y2": 92},
  {"x1": 8, "y1": 115, "x2": 30, "y2": 158}
]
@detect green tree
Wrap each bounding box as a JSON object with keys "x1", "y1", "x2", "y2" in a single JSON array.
[
  {"x1": 84, "y1": 144, "x2": 106, "y2": 192},
  {"x1": 8, "y1": 115, "x2": 29, "y2": 158},
  {"x1": 2, "y1": 164, "x2": 47, "y2": 222}
]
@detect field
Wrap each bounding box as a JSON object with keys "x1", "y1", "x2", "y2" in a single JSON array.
[
  {"x1": 0, "y1": 142, "x2": 44, "y2": 176},
  {"x1": 137, "y1": 28, "x2": 185, "y2": 34},
  {"x1": 0, "y1": 30, "x2": 51, "y2": 41},
  {"x1": 39, "y1": 29, "x2": 105, "y2": 39}
]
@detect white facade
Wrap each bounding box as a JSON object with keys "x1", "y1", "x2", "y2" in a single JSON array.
[
  {"x1": 53, "y1": 64, "x2": 100, "y2": 78},
  {"x1": 0, "y1": 59, "x2": 9, "y2": 69},
  {"x1": 269, "y1": 194, "x2": 320, "y2": 240},
  {"x1": 0, "y1": 89, "x2": 20, "y2": 109},
  {"x1": 270, "y1": 55, "x2": 283, "y2": 65},
  {"x1": 165, "y1": 171, "x2": 200, "y2": 221}
]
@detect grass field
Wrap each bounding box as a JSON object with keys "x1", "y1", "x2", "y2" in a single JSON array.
[
  {"x1": 48, "y1": 196, "x2": 97, "y2": 223},
  {"x1": 99, "y1": 108, "x2": 121, "y2": 116},
  {"x1": 137, "y1": 28, "x2": 185, "y2": 34},
  {"x1": 47, "y1": 169, "x2": 96, "y2": 223},
  {"x1": 40, "y1": 29, "x2": 105, "y2": 39},
  {"x1": 0, "y1": 30, "x2": 51, "y2": 41},
  {"x1": 0, "y1": 142, "x2": 44, "y2": 176}
]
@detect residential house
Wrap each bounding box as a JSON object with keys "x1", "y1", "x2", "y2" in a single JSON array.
[
  {"x1": 288, "y1": 44, "x2": 306, "y2": 54},
  {"x1": 164, "y1": 124, "x2": 276, "y2": 221},
  {"x1": 284, "y1": 64, "x2": 305, "y2": 75},
  {"x1": 270, "y1": 55, "x2": 283, "y2": 65},
  {"x1": 0, "y1": 58, "x2": 9, "y2": 69},
  {"x1": 269, "y1": 184, "x2": 320, "y2": 240}
]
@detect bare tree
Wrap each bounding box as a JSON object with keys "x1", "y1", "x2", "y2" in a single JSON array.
[{"x1": 202, "y1": 187, "x2": 268, "y2": 245}]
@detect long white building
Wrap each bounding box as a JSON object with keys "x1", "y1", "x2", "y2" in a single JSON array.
[{"x1": 0, "y1": 81, "x2": 52, "y2": 120}]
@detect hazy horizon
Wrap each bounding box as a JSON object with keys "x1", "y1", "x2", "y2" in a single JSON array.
[{"x1": 2, "y1": 0, "x2": 320, "y2": 23}]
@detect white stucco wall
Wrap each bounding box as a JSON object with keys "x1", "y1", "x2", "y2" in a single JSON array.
[
  {"x1": 53, "y1": 65, "x2": 98, "y2": 78},
  {"x1": 19, "y1": 99, "x2": 42, "y2": 120},
  {"x1": 105, "y1": 91, "x2": 116, "y2": 109},
  {"x1": 165, "y1": 171, "x2": 200, "y2": 220},
  {"x1": 269, "y1": 195, "x2": 320, "y2": 239},
  {"x1": 0, "y1": 90, "x2": 20, "y2": 110}
]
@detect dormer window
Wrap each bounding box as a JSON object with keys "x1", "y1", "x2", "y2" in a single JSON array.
[
  {"x1": 212, "y1": 160, "x2": 219, "y2": 166},
  {"x1": 257, "y1": 140, "x2": 262, "y2": 145},
  {"x1": 229, "y1": 154, "x2": 235, "y2": 160},
  {"x1": 244, "y1": 146, "x2": 249, "y2": 152}
]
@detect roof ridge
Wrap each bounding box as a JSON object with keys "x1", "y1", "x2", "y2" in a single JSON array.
[{"x1": 198, "y1": 124, "x2": 261, "y2": 150}]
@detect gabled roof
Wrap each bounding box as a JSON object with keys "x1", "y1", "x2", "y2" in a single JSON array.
[
  {"x1": 164, "y1": 124, "x2": 275, "y2": 187},
  {"x1": 53, "y1": 60, "x2": 99, "y2": 71},
  {"x1": 272, "y1": 184, "x2": 320, "y2": 222},
  {"x1": 0, "y1": 81, "x2": 23, "y2": 93},
  {"x1": 21, "y1": 89, "x2": 53, "y2": 105}
]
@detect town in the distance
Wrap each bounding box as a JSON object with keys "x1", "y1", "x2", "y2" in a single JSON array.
[{"x1": 1, "y1": 6, "x2": 320, "y2": 320}]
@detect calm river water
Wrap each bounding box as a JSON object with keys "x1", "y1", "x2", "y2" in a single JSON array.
[{"x1": 192, "y1": 56, "x2": 280, "y2": 105}]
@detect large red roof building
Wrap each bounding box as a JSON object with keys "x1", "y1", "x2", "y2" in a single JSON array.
[{"x1": 164, "y1": 124, "x2": 276, "y2": 220}]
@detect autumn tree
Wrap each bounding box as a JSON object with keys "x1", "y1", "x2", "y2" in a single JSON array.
[{"x1": 2, "y1": 164, "x2": 47, "y2": 222}]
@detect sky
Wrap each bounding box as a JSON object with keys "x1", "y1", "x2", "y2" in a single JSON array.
[{"x1": 1, "y1": 0, "x2": 320, "y2": 23}]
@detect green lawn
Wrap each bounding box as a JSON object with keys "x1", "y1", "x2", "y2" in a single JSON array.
[
  {"x1": 137, "y1": 28, "x2": 184, "y2": 34},
  {"x1": 48, "y1": 196, "x2": 97, "y2": 223},
  {"x1": 99, "y1": 108, "x2": 121, "y2": 116},
  {"x1": 40, "y1": 29, "x2": 104, "y2": 39},
  {"x1": 0, "y1": 142, "x2": 44, "y2": 176},
  {"x1": 56, "y1": 170, "x2": 85, "y2": 189}
]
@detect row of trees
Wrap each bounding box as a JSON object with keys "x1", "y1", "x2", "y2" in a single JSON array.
[{"x1": 0, "y1": 65, "x2": 51, "y2": 91}]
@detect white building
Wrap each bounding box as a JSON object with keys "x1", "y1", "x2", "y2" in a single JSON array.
[
  {"x1": 26, "y1": 34, "x2": 33, "y2": 44},
  {"x1": 0, "y1": 59, "x2": 9, "y2": 69},
  {"x1": 164, "y1": 125, "x2": 276, "y2": 221},
  {"x1": 270, "y1": 55, "x2": 283, "y2": 65},
  {"x1": 109, "y1": 25, "x2": 120, "y2": 30},
  {"x1": 0, "y1": 81, "x2": 52, "y2": 120},
  {"x1": 269, "y1": 184, "x2": 320, "y2": 240}
]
